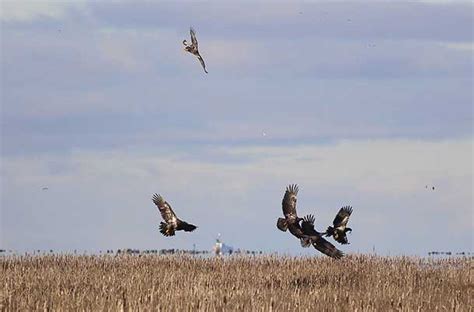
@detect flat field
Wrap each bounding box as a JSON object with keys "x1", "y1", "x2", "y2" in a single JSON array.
[{"x1": 1, "y1": 255, "x2": 472, "y2": 311}]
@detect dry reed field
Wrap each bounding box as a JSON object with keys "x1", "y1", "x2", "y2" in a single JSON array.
[{"x1": 1, "y1": 254, "x2": 472, "y2": 311}]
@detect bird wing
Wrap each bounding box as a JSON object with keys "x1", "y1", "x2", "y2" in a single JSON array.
[
  {"x1": 287, "y1": 223, "x2": 308, "y2": 239},
  {"x1": 196, "y1": 54, "x2": 208, "y2": 73},
  {"x1": 282, "y1": 184, "x2": 299, "y2": 220},
  {"x1": 301, "y1": 214, "x2": 317, "y2": 235},
  {"x1": 335, "y1": 233, "x2": 349, "y2": 245},
  {"x1": 152, "y1": 194, "x2": 178, "y2": 224},
  {"x1": 177, "y1": 220, "x2": 197, "y2": 232},
  {"x1": 333, "y1": 206, "x2": 352, "y2": 228},
  {"x1": 300, "y1": 215, "x2": 317, "y2": 247},
  {"x1": 190, "y1": 27, "x2": 198, "y2": 48},
  {"x1": 311, "y1": 235, "x2": 344, "y2": 259}
]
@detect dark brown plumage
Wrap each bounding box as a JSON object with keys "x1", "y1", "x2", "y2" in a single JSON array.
[
  {"x1": 300, "y1": 214, "x2": 344, "y2": 259},
  {"x1": 325, "y1": 206, "x2": 353, "y2": 244},
  {"x1": 152, "y1": 194, "x2": 197, "y2": 236},
  {"x1": 183, "y1": 27, "x2": 208, "y2": 73},
  {"x1": 276, "y1": 184, "x2": 309, "y2": 239}
]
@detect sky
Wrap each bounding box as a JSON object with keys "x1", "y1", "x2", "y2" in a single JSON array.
[{"x1": 1, "y1": 0, "x2": 472, "y2": 256}]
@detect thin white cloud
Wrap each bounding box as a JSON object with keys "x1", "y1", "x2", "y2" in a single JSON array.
[
  {"x1": 441, "y1": 42, "x2": 474, "y2": 51},
  {"x1": 2, "y1": 138, "x2": 472, "y2": 252},
  {"x1": 0, "y1": 1, "x2": 86, "y2": 22}
]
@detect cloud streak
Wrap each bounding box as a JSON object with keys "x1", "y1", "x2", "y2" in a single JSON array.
[
  {"x1": 2, "y1": 138, "x2": 472, "y2": 254},
  {"x1": 1, "y1": 1, "x2": 472, "y2": 255}
]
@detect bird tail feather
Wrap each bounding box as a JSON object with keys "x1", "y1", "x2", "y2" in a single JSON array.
[{"x1": 277, "y1": 218, "x2": 288, "y2": 232}]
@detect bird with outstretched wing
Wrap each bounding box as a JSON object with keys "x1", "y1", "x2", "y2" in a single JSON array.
[
  {"x1": 183, "y1": 27, "x2": 208, "y2": 73},
  {"x1": 301, "y1": 214, "x2": 344, "y2": 259},
  {"x1": 152, "y1": 194, "x2": 197, "y2": 236},
  {"x1": 276, "y1": 184, "x2": 309, "y2": 239},
  {"x1": 325, "y1": 206, "x2": 353, "y2": 244}
]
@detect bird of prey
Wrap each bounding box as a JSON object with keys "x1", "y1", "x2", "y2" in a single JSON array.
[
  {"x1": 325, "y1": 206, "x2": 353, "y2": 244},
  {"x1": 300, "y1": 214, "x2": 343, "y2": 259},
  {"x1": 183, "y1": 27, "x2": 208, "y2": 73},
  {"x1": 151, "y1": 194, "x2": 197, "y2": 236},
  {"x1": 276, "y1": 184, "x2": 309, "y2": 239}
]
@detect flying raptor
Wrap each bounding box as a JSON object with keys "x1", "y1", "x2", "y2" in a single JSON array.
[
  {"x1": 152, "y1": 194, "x2": 197, "y2": 236},
  {"x1": 276, "y1": 184, "x2": 310, "y2": 240},
  {"x1": 183, "y1": 27, "x2": 208, "y2": 73},
  {"x1": 300, "y1": 214, "x2": 344, "y2": 259},
  {"x1": 325, "y1": 206, "x2": 353, "y2": 244}
]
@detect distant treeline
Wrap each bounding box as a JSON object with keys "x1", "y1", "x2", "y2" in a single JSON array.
[
  {"x1": 116, "y1": 248, "x2": 263, "y2": 255},
  {"x1": 1, "y1": 249, "x2": 470, "y2": 256},
  {"x1": 428, "y1": 251, "x2": 472, "y2": 256},
  {"x1": 0, "y1": 248, "x2": 264, "y2": 256}
]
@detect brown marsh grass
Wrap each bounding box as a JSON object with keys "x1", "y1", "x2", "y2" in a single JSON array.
[{"x1": 1, "y1": 254, "x2": 472, "y2": 311}]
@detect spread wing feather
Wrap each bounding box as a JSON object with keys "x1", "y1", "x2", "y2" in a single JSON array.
[
  {"x1": 301, "y1": 214, "x2": 343, "y2": 259},
  {"x1": 196, "y1": 54, "x2": 208, "y2": 73},
  {"x1": 282, "y1": 184, "x2": 299, "y2": 220},
  {"x1": 311, "y1": 235, "x2": 344, "y2": 259},
  {"x1": 190, "y1": 27, "x2": 198, "y2": 48},
  {"x1": 333, "y1": 206, "x2": 352, "y2": 228},
  {"x1": 301, "y1": 214, "x2": 317, "y2": 234},
  {"x1": 152, "y1": 194, "x2": 177, "y2": 224}
]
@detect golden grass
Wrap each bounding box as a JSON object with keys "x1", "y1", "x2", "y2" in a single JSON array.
[{"x1": 1, "y1": 255, "x2": 472, "y2": 311}]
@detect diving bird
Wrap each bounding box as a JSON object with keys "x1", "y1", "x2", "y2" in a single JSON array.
[
  {"x1": 300, "y1": 214, "x2": 344, "y2": 259},
  {"x1": 152, "y1": 194, "x2": 197, "y2": 236},
  {"x1": 276, "y1": 184, "x2": 309, "y2": 239},
  {"x1": 325, "y1": 206, "x2": 353, "y2": 244},
  {"x1": 183, "y1": 27, "x2": 208, "y2": 73}
]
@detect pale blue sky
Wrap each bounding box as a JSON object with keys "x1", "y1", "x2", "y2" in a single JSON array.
[{"x1": 1, "y1": 1, "x2": 472, "y2": 255}]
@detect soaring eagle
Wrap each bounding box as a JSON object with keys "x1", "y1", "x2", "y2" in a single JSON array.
[
  {"x1": 152, "y1": 194, "x2": 197, "y2": 236},
  {"x1": 183, "y1": 27, "x2": 208, "y2": 73},
  {"x1": 276, "y1": 184, "x2": 308, "y2": 239},
  {"x1": 300, "y1": 214, "x2": 344, "y2": 259},
  {"x1": 325, "y1": 206, "x2": 353, "y2": 244}
]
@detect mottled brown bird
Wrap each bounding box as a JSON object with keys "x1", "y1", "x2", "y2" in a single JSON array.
[
  {"x1": 300, "y1": 214, "x2": 343, "y2": 259},
  {"x1": 183, "y1": 27, "x2": 208, "y2": 73},
  {"x1": 325, "y1": 206, "x2": 353, "y2": 244},
  {"x1": 152, "y1": 194, "x2": 197, "y2": 236},
  {"x1": 276, "y1": 184, "x2": 308, "y2": 239}
]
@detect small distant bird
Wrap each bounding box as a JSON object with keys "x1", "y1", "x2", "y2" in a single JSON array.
[
  {"x1": 325, "y1": 206, "x2": 353, "y2": 244},
  {"x1": 300, "y1": 214, "x2": 343, "y2": 259},
  {"x1": 276, "y1": 184, "x2": 308, "y2": 239},
  {"x1": 42, "y1": 187, "x2": 49, "y2": 191},
  {"x1": 152, "y1": 194, "x2": 197, "y2": 236},
  {"x1": 183, "y1": 27, "x2": 208, "y2": 73}
]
